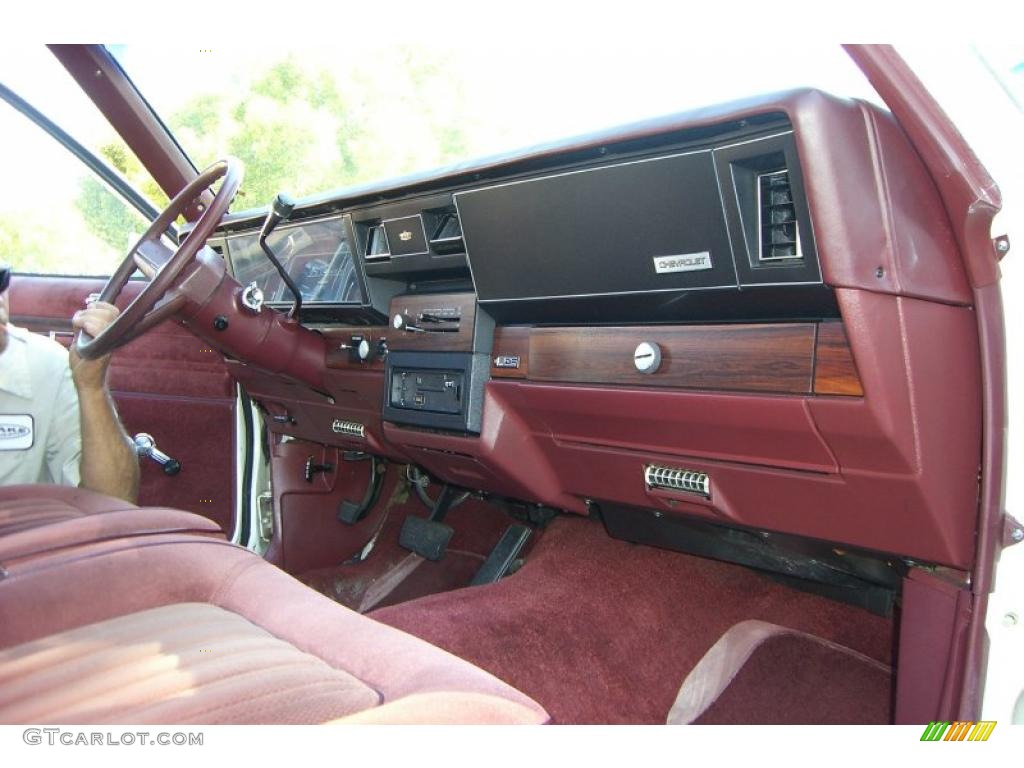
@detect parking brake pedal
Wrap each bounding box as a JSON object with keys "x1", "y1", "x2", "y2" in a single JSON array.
[
  {"x1": 399, "y1": 517, "x2": 454, "y2": 562},
  {"x1": 470, "y1": 524, "x2": 532, "y2": 586},
  {"x1": 337, "y1": 455, "x2": 384, "y2": 526}
]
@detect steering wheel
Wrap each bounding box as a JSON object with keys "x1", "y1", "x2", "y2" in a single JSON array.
[{"x1": 75, "y1": 157, "x2": 243, "y2": 360}]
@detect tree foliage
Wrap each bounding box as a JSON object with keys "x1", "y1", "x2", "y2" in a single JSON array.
[
  {"x1": 167, "y1": 50, "x2": 473, "y2": 209},
  {"x1": 7, "y1": 50, "x2": 476, "y2": 277},
  {"x1": 72, "y1": 141, "x2": 165, "y2": 263},
  {"x1": 75, "y1": 175, "x2": 142, "y2": 252}
]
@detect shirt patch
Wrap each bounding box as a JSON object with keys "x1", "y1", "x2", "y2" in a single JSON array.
[{"x1": 0, "y1": 415, "x2": 34, "y2": 450}]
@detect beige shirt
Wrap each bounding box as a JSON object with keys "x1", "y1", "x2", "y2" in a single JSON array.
[{"x1": 0, "y1": 324, "x2": 81, "y2": 487}]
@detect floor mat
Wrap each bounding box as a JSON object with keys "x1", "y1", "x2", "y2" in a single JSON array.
[
  {"x1": 666, "y1": 620, "x2": 892, "y2": 724},
  {"x1": 693, "y1": 631, "x2": 892, "y2": 724},
  {"x1": 370, "y1": 515, "x2": 895, "y2": 724},
  {"x1": 296, "y1": 488, "x2": 524, "y2": 612},
  {"x1": 301, "y1": 549, "x2": 486, "y2": 612}
]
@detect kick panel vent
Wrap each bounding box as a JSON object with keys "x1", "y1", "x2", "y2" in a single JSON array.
[
  {"x1": 331, "y1": 419, "x2": 365, "y2": 438},
  {"x1": 758, "y1": 169, "x2": 800, "y2": 261},
  {"x1": 644, "y1": 464, "x2": 710, "y2": 498}
]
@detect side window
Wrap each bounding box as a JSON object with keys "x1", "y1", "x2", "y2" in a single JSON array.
[{"x1": 0, "y1": 99, "x2": 153, "y2": 278}]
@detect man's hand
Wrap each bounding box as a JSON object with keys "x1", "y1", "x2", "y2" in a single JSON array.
[{"x1": 69, "y1": 301, "x2": 119, "y2": 393}]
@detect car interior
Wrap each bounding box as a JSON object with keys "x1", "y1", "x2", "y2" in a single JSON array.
[{"x1": 0, "y1": 43, "x2": 1010, "y2": 725}]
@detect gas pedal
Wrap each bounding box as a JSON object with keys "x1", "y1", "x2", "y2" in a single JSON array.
[{"x1": 470, "y1": 524, "x2": 532, "y2": 586}]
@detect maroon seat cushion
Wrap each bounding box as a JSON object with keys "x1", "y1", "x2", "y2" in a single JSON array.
[
  {"x1": 0, "y1": 485, "x2": 136, "y2": 536},
  {"x1": 0, "y1": 485, "x2": 223, "y2": 562},
  {"x1": 0, "y1": 532, "x2": 549, "y2": 725},
  {"x1": 0, "y1": 603, "x2": 382, "y2": 724}
]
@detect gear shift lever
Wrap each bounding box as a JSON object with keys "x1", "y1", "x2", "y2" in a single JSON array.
[{"x1": 259, "y1": 192, "x2": 303, "y2": 320}]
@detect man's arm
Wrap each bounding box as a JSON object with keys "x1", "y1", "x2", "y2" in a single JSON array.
[{"x1": 69, "y1": 301, "x2": 140, "y2": 503}]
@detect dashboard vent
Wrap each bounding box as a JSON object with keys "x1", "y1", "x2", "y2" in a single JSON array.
[
  {"x1": 426, "y1": 206, "x2": 464, "y2": 254},
  {"x1": 644, "y1": 465, "x2": 710, "y2": 498},
  {"x1": 365, "y1": 224, "x2": 390, "y2": 261},
  {"x1": 757, "y1": 169, "x2": 800, "y2": 261},
  {"x1": 331, "y1": 419, "x2": 365, "y2": 438}
]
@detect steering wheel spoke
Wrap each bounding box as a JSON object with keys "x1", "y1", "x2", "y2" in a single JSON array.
[
  {"x1": 75, "y1": 158, "x2": 243, "y2": 360},
  {"x1": 133, "y1": 237, "x2": 174, "y2": 279},
  {"x1": 151, "y1": 287, "x2": 186, "y2": 316}
]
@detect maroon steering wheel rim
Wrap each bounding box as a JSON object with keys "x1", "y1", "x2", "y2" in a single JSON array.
[{"x1": 75, "y1": 157, "x2": 243, "y2": 360}]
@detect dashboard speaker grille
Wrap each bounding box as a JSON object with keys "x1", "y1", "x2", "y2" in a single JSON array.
[
  {"x1": 644, "y1": 464, "x2": 710, "y2": 497},
  {"x1": 331, "y1": 420, "x2": 365, "y2": 438}
]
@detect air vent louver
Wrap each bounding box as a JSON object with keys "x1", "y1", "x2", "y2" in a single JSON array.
[
  {"x1": 365, "y1": 224, "x2": 390, "y2": 260},
  {"x1": 758, "y1": 169, "x2": 800, "y2": 261},
  {"x1": 426, "y1": 206, "x2": 464, "y2": 254},
  {"x1": 644, "y1": 465, "x2": 710, "y2": 498}
]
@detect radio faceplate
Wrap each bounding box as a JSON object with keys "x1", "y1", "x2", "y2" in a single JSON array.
[
  {"x1": 383, "y1": 351, "x2": 489, "y2": 433},
  {"x1": 390, "y1": 369, "x2": 465, "y2": 415}
]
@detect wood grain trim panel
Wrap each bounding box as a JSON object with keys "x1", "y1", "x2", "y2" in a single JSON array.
[
  {"x1": 490, "y1": 327, "x2": 530, "y2": 378},
  {"x1": 387, "y1": 293, "x2": 477, "y2": 352},
  {"x1": 813, "y1": 321, "x2": 864, "y2": 396},
  {"x1": 492, "y1": 322, "x2": 864, "y2": 396},
  {"x1": 528, "y1": 324, "x2": 816, "y2": 394}
]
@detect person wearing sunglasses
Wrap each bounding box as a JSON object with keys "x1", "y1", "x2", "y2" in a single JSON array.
[{"x1": 0, "y1": 266, "x2": 139, "y2": 503}]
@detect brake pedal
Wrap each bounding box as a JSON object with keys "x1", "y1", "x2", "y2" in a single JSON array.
[
  {"x1": 471, "y1": 524, "x2": 532, "y2": 586},
  {"x1": 399, "y1": 516, "x2": 454, "y2": 562}
]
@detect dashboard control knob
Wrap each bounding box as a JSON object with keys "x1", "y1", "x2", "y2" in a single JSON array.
[
  {"x1": 346, "y1": 335, "x2": 371, "y2": 363},
  {"x1": 633, "y1": 342, "x2": 662, "y2": 374},
  {"x1": 392, "y1": 313, "x2": 405, "y2": 330}
]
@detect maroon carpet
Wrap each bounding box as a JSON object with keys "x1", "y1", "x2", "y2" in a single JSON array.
[{"x1": 371, "y1": 515, "x2": 894, "y2": 724}]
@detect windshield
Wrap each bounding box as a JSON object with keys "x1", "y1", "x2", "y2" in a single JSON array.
[
  {"x1": 0, "y1": 45, "x2": 170, "y2": 211},
  {"x1": 108, "y1": 43, "x2": 883, "y2": 211}
]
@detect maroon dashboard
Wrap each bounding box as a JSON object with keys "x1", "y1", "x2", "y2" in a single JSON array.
[{"x1": 214, "y1": 88, "x2": 980, "y2": 572}]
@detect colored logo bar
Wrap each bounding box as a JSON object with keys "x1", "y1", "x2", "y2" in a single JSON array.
[{"x1": 920, "y1": 721, "x2": 997, "y2": 741}]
